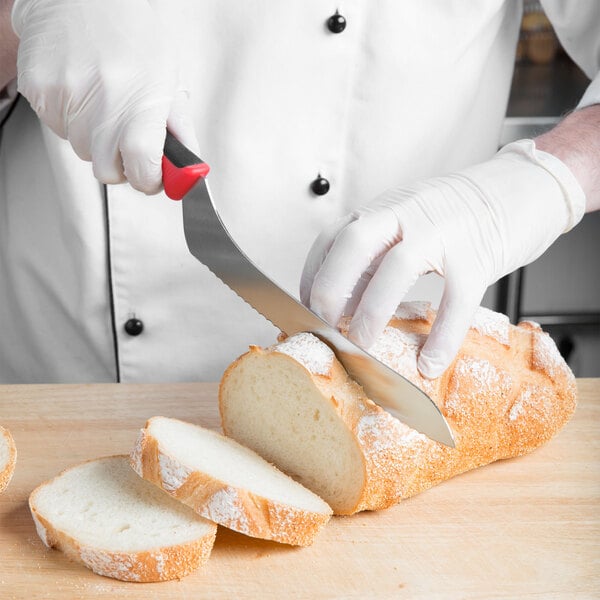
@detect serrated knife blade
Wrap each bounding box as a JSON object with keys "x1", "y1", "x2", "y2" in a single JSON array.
[{"x1": 162, "y1": 132, "x2": 455, "y2": 447}]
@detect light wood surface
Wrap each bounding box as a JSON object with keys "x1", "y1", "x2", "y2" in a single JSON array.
[{"x1": 0, "y1": 380, "x2": 599, "y2": 599}]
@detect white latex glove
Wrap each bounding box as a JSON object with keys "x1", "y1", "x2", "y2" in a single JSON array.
[
  {"x1": 12, "y1": 0, "x2": 199, "y2": 194},
  {"x1": 301, "y1": 140, "x2": 586, "y2": 379}
]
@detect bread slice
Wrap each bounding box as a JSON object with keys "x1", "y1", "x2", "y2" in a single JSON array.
[
  {"x1": 0, "y1": 425, "x2": 16, "y2": 493},
  {"x1": 29, "y1": 456, "x2": 217, "y2": 582},
  {"x1": 130, "y1": 417, "x2": 332, "y2": 546},
  {"x1": 219, "y1": 302, "x2": 577, "y2": 515}
]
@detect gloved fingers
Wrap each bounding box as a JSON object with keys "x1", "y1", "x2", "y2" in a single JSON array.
[
  {"x1": 89, "y1": 124, "x2": 126, "y2": 185},
  {"x1": 417, "y1": 275, "x2": 485, "y2": 379},
  {"x1": 118, "y1": 103, "x2": 173, "y2": 195},
  {"x1": 64, "y1": 109, "x2": 95, "y2": 162},
  {"x1": 339, "y1": 254, "x2": 383, "y2": 316},
  {"x1": 307, "y1": 208, "x2": 402, "y2": 328},
  {"x1": 13, "y1": 0, "x2": 184, "y2": 194},
  {"x1": 166, "y1": 89, "x2": 201, "y2": 156},
  {"x1": 347, "y1": 241, "x2": 428, "y2": 349},
  {"x1": 16, "y1": 62, "x2": 69, "y2": 140},
  {"x1": 299, "y1": 213, "x2": 355, "y2": 306}
]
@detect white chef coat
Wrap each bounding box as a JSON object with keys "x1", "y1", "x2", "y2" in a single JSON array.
[{"x1": 0, "y1": 0, "x2": 599, "y2": 383}]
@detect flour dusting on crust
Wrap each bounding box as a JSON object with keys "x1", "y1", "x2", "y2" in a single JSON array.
[
  {"x1": 0, "y1": 430, "x2": 9, "y2": 467},
  {"x1": 0, "y1": 426, "x2": 16, "y2": 493},
  {"x1": 509, "y1": 383, "x2": 556, "y2": 424},
  {"x1": 130, "y1": 435, "x2": 143, "y2": 476},
  {"x1": 510, "y1": 386, "x2": 536, "y2": 422},
  {"x1": 275, "y1": 332, "x2": 334, "y2": 376},
  {"x1": 394, "y1": 301, "x2": 432, "y2": 321},
  {"x1": 369, "y1": 326, "x2": 434, "y2": 394},
  {"x1": 358, "y1": 413, "x2": 428, "y2": 452},
  {"x1": 159, "y1": 453, "x2": 191, "y2": 492},
  {"x1": 509, "y1": 389, "x2": 529, "y2": 421},
  {"x1": 471, "y1": 306, "x2": 510, "y2": 346},
  {"x1": 79, "y1": 545, "x2": 142, "y2": 582},
  {"x1": 445, "y1": 357, "x2": 513, "y2": 421},
  {"x1": 532, "y1": 330, "x2": 567, "y2": 381},
  {"x1": 356, "y1": 411, "x2": 443, "y2": 503},
  {"x1": 151, "y1": 551, "x2": 166, "y2": 576},
  {"x1": 453, "y1": 357, "x2": 502, "y2": 392},
  {"x1": 201, "y1": 487, "x2": 250, "y2": 535},
  {"x1": 369, "y1": 327, "x2": 425, "y2": 377}
]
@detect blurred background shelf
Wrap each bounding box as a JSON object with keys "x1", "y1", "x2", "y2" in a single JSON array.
[{"x1": 485, "y1": 1, "x2": 599, "y2": 376}]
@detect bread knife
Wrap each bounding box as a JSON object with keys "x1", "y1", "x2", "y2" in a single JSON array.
[{"x1": 162, "y1": 132, "x2": 455, "y2": 447}]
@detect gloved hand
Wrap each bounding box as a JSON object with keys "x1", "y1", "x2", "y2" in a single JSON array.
[
  {"x1": 301, "y1": 140, "x2": 586, "y2": 379},
  {"x1": 11, "y1": 0, "x2": 199, "y2": 194}
]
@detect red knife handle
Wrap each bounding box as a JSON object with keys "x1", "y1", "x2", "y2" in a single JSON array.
[{"x1": 162, "y1": 131, "x2": 210, "y2": 200}]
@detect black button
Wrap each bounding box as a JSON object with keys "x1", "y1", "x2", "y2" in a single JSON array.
[
  {"x1": 327, "y1": 11, "x2": 346, "y2": 34},
  {"x1": 124, "y1": 318, "x2": 144, "y2": 336},
  {"x1": 311, "y1": 175, "x2": 330, "y2": 196}
]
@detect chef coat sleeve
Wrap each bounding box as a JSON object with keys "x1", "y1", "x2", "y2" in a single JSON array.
[{"x1": 541, "y1": 0, "x2": 600, "y2": 107}]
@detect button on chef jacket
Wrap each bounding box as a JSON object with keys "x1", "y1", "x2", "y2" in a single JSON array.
[{"x1": 0, "y1": 0, "x2": 599, "y2": 384}]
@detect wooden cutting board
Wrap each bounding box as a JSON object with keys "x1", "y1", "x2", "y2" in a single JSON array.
[{"x1": 0, "y1": 380, "x2": 599, "y2": 599}]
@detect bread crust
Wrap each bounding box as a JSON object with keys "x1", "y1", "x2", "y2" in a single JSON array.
[
  {"x1": 220, "y1": 304, "x2": 577, "y2": 515},
  {"x1": 131, "y1": 418, "x2": 332, "y2": 547},
  {"x1": 0, "y1": 425, "x2": 17, "y2": 493},
  {"x1": 29, "y1": 455, "x2": 217, "y2": 582}
]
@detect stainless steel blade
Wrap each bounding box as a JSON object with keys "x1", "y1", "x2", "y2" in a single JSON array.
[{"x1": 182, "y1": 179, "x2": 455, "y2": 447}]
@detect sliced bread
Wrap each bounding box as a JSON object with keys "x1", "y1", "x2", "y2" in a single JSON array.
[
  {"x1": 29, "y1": 455, "x2": 217, "y2": 582},
  {"x1": 130, "y1": 417, "x2": 332, "y2": 546},
  {"x1": 219, "y1": 302, "x2": 577, "y2": 515},
  {"x1": 0, "y1": 425, "x2": 16, "y2": 493}
]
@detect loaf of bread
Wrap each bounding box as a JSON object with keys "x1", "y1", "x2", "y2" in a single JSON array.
[
  {"x1": 131, "y1": 416, "x2": 332, "y2": 546},
  {"x1": 219, "y1": 302, "x2": 577, "y2": 515},
  {"x1": 29, "y1": 456, "x2": 217, "y2": 582},
  {"x1": 0, "y1": 425, "x2": 16, "y2": 493}
]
